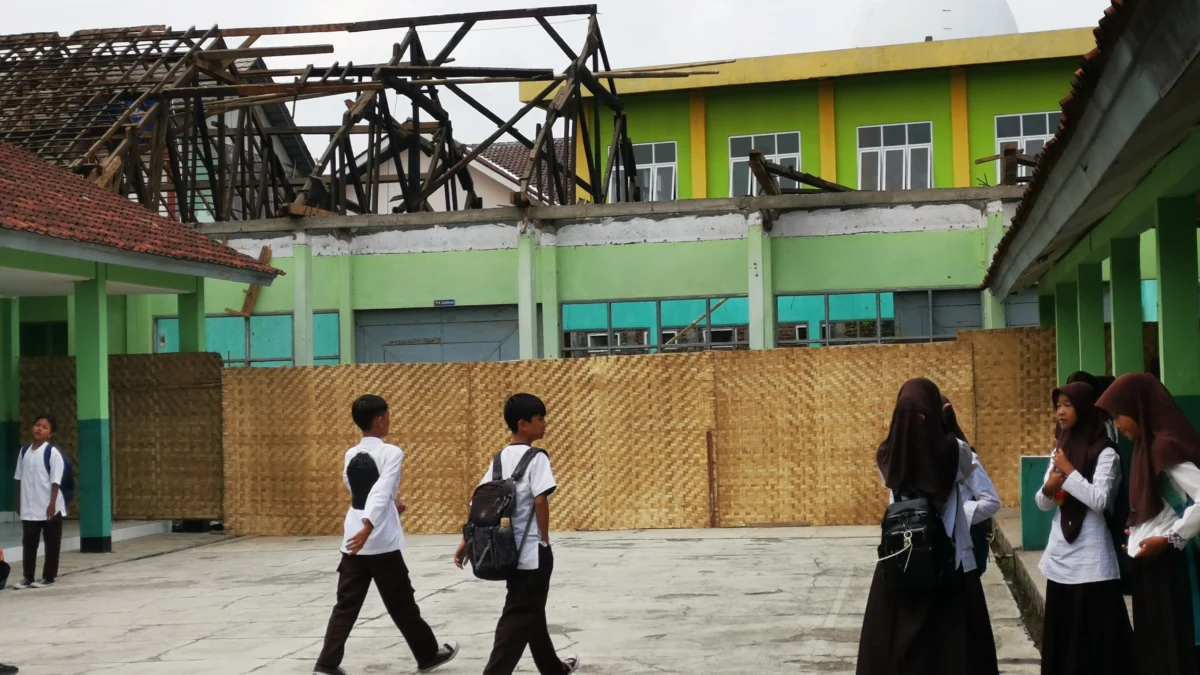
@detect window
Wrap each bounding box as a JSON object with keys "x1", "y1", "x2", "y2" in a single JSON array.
[
  {"x1": 562, "y1": 297, "x2": 749, "y2": 358},
  {"x1": 154, "y1": 311, "x2": 341, "y2": 366},
  {"x1": 777, "y1": 290, "x2": 980, "y2": 347},
  {"x1": 609, "y1": 142, "x2": 677, "y2": 202},
  {"x1": 995, "y1": 112, "x2": 1057, "y2": 178},
  {"x1": 729, "y1": 132, "x2": 801, "y2": 197},
  {"x1": 857, "y1": 122, "x2": 933, "y2": 191}
]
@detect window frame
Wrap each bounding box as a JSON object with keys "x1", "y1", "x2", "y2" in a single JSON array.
[
  {"x1": 152, "y1": 310, "x2": 341, "y2": 367},
  {"x1": 856, "y1": 122, "x2": 934, "y2": 191},
  {"x1": 608, "y1": 141, "x2": 678, "y2": 203},
  {"x1": 728, "y1": 132, "x2": 802, "y2": 197},
  {"x1": 994, "y1": 112, "x2": 1058, "y2": 179},
  {"x1": 776, "y1": 288, "x2": 981, "y2": 348},
  {"x1": 561, "y1": 296, "x2": 750, "y2": 358}
]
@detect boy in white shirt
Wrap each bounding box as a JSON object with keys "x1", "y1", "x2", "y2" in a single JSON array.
[
  {"x1": 454, "y1": 394, "x2": 579, "y2": 675},
  {"x1": 313, "y1": 395, "x2": 458, "y2": 675},
  {"x1": 12, "y1": 414, "x2": 66, "y2": 590}
]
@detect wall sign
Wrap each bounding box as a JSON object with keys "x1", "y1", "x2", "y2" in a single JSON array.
[{"x1": 434, "y1": 300, "x2": 456, "y2": 307}]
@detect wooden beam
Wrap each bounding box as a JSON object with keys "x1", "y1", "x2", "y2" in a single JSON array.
[
  {"x1": 749, "y1": 151, "x2": 781, "y2": 196},
  {"x1": 198, "y1": 44, "x2": 334, "y2": 60}
]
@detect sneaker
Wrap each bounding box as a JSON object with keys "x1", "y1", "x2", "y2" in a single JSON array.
[
  {"x1": 562, "y1": 656, "x2": 580, "y2": 674},
  {"x1": 12, "y1": 579, "x2": 32, "y2": 591},
  {"x1": 0, "y1": 663, "x2": 18, "y2": 674},
  {"x1": 312, "y1": 666, "x2": 347, "y2": 675},
  {"x1": 30, "y1": 579, "x2": 53, "y2": 589},
  {"x1": 417, "y1": 642, "x2": 459, "y2": 673}
]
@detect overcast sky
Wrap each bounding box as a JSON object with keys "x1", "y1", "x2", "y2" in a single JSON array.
[{"x1": 6, "y1": 0, "x2": 1110, "y2": 157}]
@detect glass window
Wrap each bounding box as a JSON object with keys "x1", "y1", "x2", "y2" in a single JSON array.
[
  {"x1": 907, "y1": 122, "x2": 932, "y2": 145},
  {"x1": 314, "y1": 312, "x2": 340, "y2": 363},
  {"x1": 728, "y1": 132, "x2": 802, "y2": 197},
  {"x1": 882, "y1": 124, "x2": 907, "y2": 147},
  {"x1": 857, "y1": 122, "x2": 934, "y2": 190},
  {"x1": 730, "y1": 136, "x2": 753, "y2": 158},
  {"x1": 996, "y1": 115, "x2": 1021, "y2": 138},
  {"x1": 778, "y1": 290, "x2": 981, "y2": 347},
  {"x1": 910, "y1": 147, "x2": 930, "y2": 190},
  {"x1": 859, "y1": 126, "x2": 882, "y2": 148},
  {"x1": 564, "y1": 297, "x2": 749, "y2": 357},
  {"x1": 994, "y1": 111, "x2": 1058, "y2": 179},
  {"x1": 610, "y1": 141, "x2": 678, "y2": 202}
]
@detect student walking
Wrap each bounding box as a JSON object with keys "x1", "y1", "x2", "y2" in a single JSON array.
[
  {"x1": 454, "y1": 393, "x2": 579, "y2": 675},
  {"x1": 1036, "y1": 382, "x2": 1132, "y2": 675},
  {"x1": 857, "y1": 378, "x2": 998, "y2": 675},
  {"x1": 314, "y1": 395, "x2": 458, "y2": 675},
  {"x1": 943, "y1": 396, "x2": 1001, "y2": 573},
  {"x1": 12, "y1": 414, "x2": 65, "y2": 590},
  {"x1": 1097, "y1": 373, "x2": 1200, "y2": 675}
]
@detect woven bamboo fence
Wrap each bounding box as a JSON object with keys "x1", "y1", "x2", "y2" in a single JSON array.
[{"x1": 19, "y1": 353, "x2": 224, "y2": 520}]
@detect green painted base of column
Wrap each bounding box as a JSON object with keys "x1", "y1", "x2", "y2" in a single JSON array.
[
  {"x1": 1020, "y1": 455, "x2": 1053, "y2": 551},
  {"x1": 0, "y1": 421, "x2": 19, "y2": 512},
  {"x1": 77, "y1": 418, "x2": 112, "y2": 552},
  {"x1": 1173, "y1": 395, "x2": 1200, "y2": 432}
]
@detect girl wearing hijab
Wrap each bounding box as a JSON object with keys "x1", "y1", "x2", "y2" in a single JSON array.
[
  {"x1": 856, "y1": 378, "x2": 999, "y2": 675},
  {"x1": 943, "y1": 395, "x2": 1002, "y2": 574},
  {"x1": 1035, "y1": 382, "x2": 1132, "y2": 675},
  {"x1": 1066, "y1": 371, "x2": 1118, "y2": 443},
  {"x1": 1097, "y1": 373, "x2": 1200, "y2": 674}
]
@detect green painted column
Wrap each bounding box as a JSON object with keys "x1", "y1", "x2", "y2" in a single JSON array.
[
  {"x1": 982, "y1": 209, "x2": 1008, "y2": 330},
  {"x1": 1055, "y1": 282, "x2": 1080, "y2": 385},
  {"x1": 981, "y1": 290, "x2": 1007, "y2": 329},
  {"x1": 125, "y1": 295, "x2": 154, "y2": 355},
  {"x1": 0, "y1": 299, "x2": 19, "y2": 513},
  {"x1": 66, "y1": 294, "x2": 76, "y2": 356},
  {"x1": 177, "y1": 279, "x2": 206, "y2": 353},
  {"x1": 517, "y1": 225, "x2": 538, "y2": 360},
  {"x1": 1109, "y1": 239, "x2": 1144, "y2": 376},
  {"x1": 1076, "y1": 263, "x2": 1106, "y2": 375},
  {"x1": 1038, "y1": 291, "x2": 1056, "y2": 327},
  {"x1": 337, "y1": 254, "x2": 355, "y2": 364},
  {"x1": 748, "y1": 222, "x2": 776, "y2": 350},
  {"x1": 1156, "y1": 196, "x2": 1200, "y2": 395},
  {"x1": 538, "y1": 237, "x2": 561, "y2": 359},
  {"x1": 75, "y1": 267, "x2": 111, "y2": 552},
  {"x1": 293, "y1": 234, "x2": 314, "y2": 367}
]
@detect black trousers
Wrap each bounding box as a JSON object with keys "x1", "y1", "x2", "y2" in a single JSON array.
[
  {"x1": 316, "y1": 550, "x2": 439, "y2": 670},
  {"x1": 484, "y1": 544, "x2": 565, "y2": 675},
  {"x1": 22, "y1": 516, "x2": 62, "y2": 583}
]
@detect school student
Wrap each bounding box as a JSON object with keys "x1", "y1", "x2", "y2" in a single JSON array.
[
  {"x1": 857, "y1": 378, "x2": 998, "y2": 675},
  {"x1": 12, "y1": 414, "x2": 65, "y2": 590},
  {"x1": 314, "y1": 395, "x2": 458, "y2": 675},
  {"x1": 942, "y1": 396, "x2": 1002, "y2": 573},
  {"x1": 1066, "y1": 371, "x2": 1119, "y2": 443},
  {"x1": 1035, "y1": 382, "x2": 1132, "y2": 675},
  {"x1": 454, "y1": 393, "x2": 579, "y2": 675},
  {"x1": 1097, "y1": 373, "x2": 1200, "y2": 674}
]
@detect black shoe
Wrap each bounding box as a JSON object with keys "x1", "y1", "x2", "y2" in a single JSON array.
[
  {"x1": 562, "y1": 656, "x2": 580, "y2": 674},
  {"x1": 0, "y1": 664, "x2": 19, "y2": 674},
  {"x1": 312, "y1": 665, "x2": 347, "y2": 675},
  {"x1": 417, "y1": 642, "x2": 459, "y2": 673}
]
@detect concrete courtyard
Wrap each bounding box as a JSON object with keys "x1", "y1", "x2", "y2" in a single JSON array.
[{"x1": 1, "y1": 527, "x2": 1040, "y2": 674}]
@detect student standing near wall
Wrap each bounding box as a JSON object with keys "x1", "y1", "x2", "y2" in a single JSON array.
[
  {"x1": 1097, "y1": 374, "x2": 1200, "y2": 675},
  {"x1": 1036, "y1": 382, "x2": 1132, "y2": 675},
  {"x1": 942, "y1": 396, "x2": 1001, "y2": 574},
  {"x1": 12, "y1": 414, "x2": 65, "y2": 590},
  {"x1": 857, "y1": 378, "x2": 998, "y2": 675}
]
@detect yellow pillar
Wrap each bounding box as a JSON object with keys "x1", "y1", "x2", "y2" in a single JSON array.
[
  {"x1": 689, "y1": 92, "x2": 707, "y2": 199},
  {"x1": 950, "y1": 67, "x2": 971, "y2": 188},
  {"x1": 818, "y1": 80, "x2": 837, "y2": 182}
]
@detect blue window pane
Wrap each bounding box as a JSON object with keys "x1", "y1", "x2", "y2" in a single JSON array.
[
  {"x1": 155, "y1": 318, "x2": 179, "y2": 353},
  {"x1": 1142, "y1": 280, "x2": 1159, "y2": 322},
  {"x1": 709, "y1": 297, "x2": 749, "y2": 326},
  {"x1": 611, "y1": 302, "x2": 656, "y2": 330},
  {"x1": 562, "y1": 303, "x2": 608, "y2": 331},
  {"x1": 661, "y1": 299, "x2": 708, "y2": 328},
  {"x1": 314, "y1": 312, "x2": 340, "y2": 359},
  {"x1": 251, "y1": 360, "x2": 293, "y2": 368},
  {"x1": 777, "y1": 296, "x2": 826, "y2": 324},
  {"x1": 250, "y1": 315, "x2": 293, "y2": 360},
  {"x1": 206, "y1": 315, "x2": 247, "y2": 361},
  {"x1": 879, "y1": 292, "x2": 895, "y2": 320},
  {"x1": 829, "y1": 293, "x2": 878, "y2": 321}
]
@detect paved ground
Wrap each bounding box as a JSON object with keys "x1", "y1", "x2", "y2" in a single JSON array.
[{"x1": 1, "y1": 527, "x2": 1040, "y2": 674}]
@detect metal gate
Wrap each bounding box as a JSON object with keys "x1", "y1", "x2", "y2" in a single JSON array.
[{"x1": 355, "y1": 306, "x2": 528, "y2": 363}]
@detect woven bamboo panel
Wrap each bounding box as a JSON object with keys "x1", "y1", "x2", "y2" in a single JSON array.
[
  {"x1": 109, "y1": 353, "x2": 223, "y2": 520},
  {"x1": 960, "y1": 327, "x2": 1058, "y2": 505},
  {"x1": 18, "y1": 357, "x2": 78, "y2": 512}
]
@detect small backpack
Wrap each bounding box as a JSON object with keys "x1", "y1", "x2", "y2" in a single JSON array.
[
  {"x1": 877, "y1": 493, "x2": 956, "y2": 592},
  {"x1": 462, "y1": 447, "x2": 545, "y2": 581},
  {"x1": 346, "y1": 451, "x2": 381, "y2": 510},
  {"x1": 20, "y1": 444, "x2": 74, "y2": 503}
]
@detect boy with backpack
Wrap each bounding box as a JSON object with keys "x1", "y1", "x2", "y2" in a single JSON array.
[
  {"x1": 454, "y1": 393, "x2": 579, "y2": 675},
  {"x1": 12, "y1": 414, "x2": 69, "y2": 590},
  {"x1": 313, "y1": 395, "x2": 458, "y2": 675}
]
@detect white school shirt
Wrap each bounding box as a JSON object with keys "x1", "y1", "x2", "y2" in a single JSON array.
[
  {"x1": 960, "y1": 452, "x2": 1001, "y2": 525},
  {"x1": 1034, "y1": 447, "x2": 1121, "y2": 584},
  {"x1": 13, "y1": 443, "x2": 66, "y2": 521},
  {"x1": 1127, "y1": 461, "x2": 1200, "y2": 555},
  {"x1": 884, "y1": 439, "x2": 978, "y2": 573},
  {"x1": 340, "y1": 437, "x2": 405, "y2": 556},
  {"x1": 478, "y1": 444, "x2": 557, "y2": 571}
]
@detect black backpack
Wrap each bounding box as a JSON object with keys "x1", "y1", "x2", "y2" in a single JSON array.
[
  {"x1": 20, "y1": 444, "x2": 74, "y2": 503},
  {"x1": 462, "y1": 447, "x2": 545, "y2": 581},
  {"x1": 878, "y1": 493, "x2": 957, "y2": 592}
]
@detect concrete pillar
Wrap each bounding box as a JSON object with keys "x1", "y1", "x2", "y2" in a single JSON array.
[
  {"x1": 748, "y1": 221, "x2": 776, "y2": 350},
  {"x1": 1077, "y1": 263, "x2": 1106, "y2": 375},
  {"x1": 981, "y1": 290, "x2": 1007, "y2": 329},
  {"x1": 293, "y1": 233, "x2": 314, "y2": 367},
  {"x1": 517, "y1": 225, "x2": 538, "y2": 360},
  {"x1": 1055, "y1": 282, "x2": 1080, "y2": 385},
  {"x1": 66, "y1": 294, "x2": 76, "y2": 357},
  {"x1": 75, "y1": 267, "x2": 111, "y2": 553},
  {"x1": 1109, "y1": 239, "x2": 1144, "y2": 376},
  {"x1": 1038, "y1": 291, "x2": 1056, "y2": 327},
  {"x1": 1156, "y1": 196, "x2": 1200, "y2": 395},
  {"x1": 337, "y1": 253, "x2": 355, "y2": 364},
  {"x1": 125, "y1": 295, "x2": 153, "y2": 355},
  {"x1": 538, "y1": 231, "x2": 560, "y2": 359},
  {"x1": 0, "y1": 299, "x2": 19, "y2": 514},
  {"x1": 177, "y1": 279, "x2": 206, "y2": 353}
]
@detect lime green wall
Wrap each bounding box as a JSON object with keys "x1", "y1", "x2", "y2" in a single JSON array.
[
  {"x1": 596, "y1": 92, "x2": 693, "y2": 199},
  {"x1": 555, "y1": 240, "x2": 746, "y2": 302},
  {"x1": 966, "y1": 59, "x2": 1077, "y2": 187},
  {"x1": 704, "y1": 82, "x2": 822, "y2": 198},
  {"x1": 834, "y1": 70, "x2": 954, "y2": 189},
  {"x1": 353, "y1": 250, "x2": 518, "y2": 310}
]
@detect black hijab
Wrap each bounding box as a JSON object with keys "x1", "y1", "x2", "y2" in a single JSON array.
[
  {"x1": 941, "y1": 394, "x2": 969, "y2": 445},
  {"x1": 877, "y1": 378, "x2": 961, "y2": 502},
  {"x1": 1053, "y1": 382, "x2": 1113, "y2": 542}
]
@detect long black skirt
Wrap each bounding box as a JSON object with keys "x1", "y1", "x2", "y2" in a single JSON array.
[
  {"x1": 1132, "y1": 548, "x2": 1200, "y2": 675},
  {"x1": 856, "y1": 565, "x2": 998, "y2": 675},
  {"x1": 1040, "y1": 578, "x2": 1132, "y2": 675}
]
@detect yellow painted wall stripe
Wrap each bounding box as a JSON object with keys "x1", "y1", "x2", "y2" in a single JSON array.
[
  {"x1": 818, "y1": 80, "x2": 837, "y2": 183},
  {"x1": 950, "y1": 67, "x2": 971, "y2": 188},
  {"x1": 689, "y1": 91, "x2": 707, "y2": 199}
]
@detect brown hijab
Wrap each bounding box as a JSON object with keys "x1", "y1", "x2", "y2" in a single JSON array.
[
  {"x1": 877, "y1": 378, "x2": 961, "y2": 502},
  {"x1": 941, "y1": 394, "x2": 969, "y2": 445},
  {"x1": 1096, "y1": 373, "x2": 1200, "y2": 526},
  {"x1": 1053, "y1": 382, "x2": 1114, "y2": 542}
]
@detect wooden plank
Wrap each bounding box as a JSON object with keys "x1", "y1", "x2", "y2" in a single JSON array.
[
  {"x1": 198, "y1": 44, "x2": 334, "y2": 60},
  {"x1": 749, "y1": 151, "x2": 781, "y2": 197}
]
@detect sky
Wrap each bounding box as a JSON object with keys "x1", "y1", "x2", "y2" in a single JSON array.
[{"x1": 4, "y1": 0, "x2": 1110, "y2": 157}]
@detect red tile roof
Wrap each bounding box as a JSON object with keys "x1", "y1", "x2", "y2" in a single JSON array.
[
  {"x1": 0, "y1": 142, "x2": 281, "y2": 277},
  {"x1": 982, "y1": 0, "x2": 1135, "y2": 290},
  {"x1": 476, "y1": 139, "x2": 568, "y2": 201}
]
